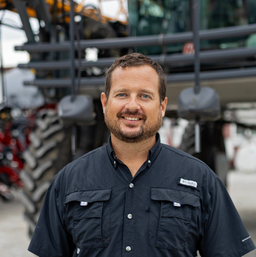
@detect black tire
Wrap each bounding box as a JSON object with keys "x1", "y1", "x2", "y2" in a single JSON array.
[
  {"x1": 180, "y1": 121, "x2": 229, "y2": 186},
  {"x1": 19, "y1": 109, "x2": 72, "y2": 236}
]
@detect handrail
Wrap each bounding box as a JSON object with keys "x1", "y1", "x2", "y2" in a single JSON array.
[
  {"x1": 23, "y1": 67, "x2": 256, "y2": 87},
  {"x1": 17, "y1": 47, "x2": 256, "y2": 69},
  {"x1": 14, "y1": 23, "x2": 256, "y2": 52}
]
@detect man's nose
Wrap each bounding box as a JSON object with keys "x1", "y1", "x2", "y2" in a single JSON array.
[{"x1": 125, "y1": 96, "x2": 140, "y2": 111}]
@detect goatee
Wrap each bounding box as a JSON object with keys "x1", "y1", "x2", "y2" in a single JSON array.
[{"x1": 104, "y1": 109, "x2": 162, "y2": 143}]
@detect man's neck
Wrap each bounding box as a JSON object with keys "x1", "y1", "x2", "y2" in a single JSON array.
[{"x1": 111, "y1": 134, "x2": 156, "y2": 176}]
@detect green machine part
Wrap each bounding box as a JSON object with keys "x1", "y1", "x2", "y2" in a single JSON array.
[{"x1": 127, "y1": 0, "x2": 256, "y2": 55}]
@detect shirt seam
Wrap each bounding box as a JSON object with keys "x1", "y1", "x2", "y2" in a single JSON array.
[
  {"x1": 151, "y1": 186, "x2": 200, "y2": 197},
  {"x1": 64, "y1": 187, "x2": 112, "y2": 197},
  {"x1": 161, "y1": 144, "x2": 211, "y2": 169},
  {"x1": 28, "y1": 246, "x2": 58, "y2": 257}
]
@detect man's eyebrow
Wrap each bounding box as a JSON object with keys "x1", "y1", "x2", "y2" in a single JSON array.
[
  {"x1": 112, "y1": 88, "x2": 154, "y2": 96},
  {"x1": 138, "y1": 89, "x2": 154, "y2": 95},
  {"x1": 112, "y1": 88, "x2": 128, "y2": 94}
]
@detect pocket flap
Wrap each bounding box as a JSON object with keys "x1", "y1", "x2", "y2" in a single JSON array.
[
  {"x1": 65, "y1": 189, "x2": 111, "y2": 204},
  {"x1": 151, "y1": 188, "x2": 200, "y2": 207}
]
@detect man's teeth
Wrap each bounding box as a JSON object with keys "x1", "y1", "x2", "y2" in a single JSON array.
[{"x1": 124, "y1": 117, "x2": 139, "y2": 121}]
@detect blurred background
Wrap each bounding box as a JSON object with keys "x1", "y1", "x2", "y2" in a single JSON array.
[{"x1": 0, "y1": 0, "x2": 256, "y2": 256}]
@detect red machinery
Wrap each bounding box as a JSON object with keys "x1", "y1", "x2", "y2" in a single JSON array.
[{"x1": 0, "y1": 108, "x2": 34, "y2": 200}]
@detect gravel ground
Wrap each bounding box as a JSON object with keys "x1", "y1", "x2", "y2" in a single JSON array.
[{"x1": 0, "y1": 170, "x2": 255, "y2": 257}]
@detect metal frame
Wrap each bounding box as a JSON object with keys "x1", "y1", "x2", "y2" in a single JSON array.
[
  {"x1": 15, "y1": 23, "x2": 256, "y2": 52},
  {"x1": 13, "y1": 0, "x2": 35, "y2": 43},
  {"x1": 23, "y1": 67, "x2": 256, "y2": 87},
  {"x1": 29, "y1": 0, "x2": 52, "y2": 33},
  {"x1": 17, "y1": 47, "x2": 256, "y2": 69}
]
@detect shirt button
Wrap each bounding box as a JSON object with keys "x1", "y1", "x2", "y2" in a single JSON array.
[
  {"x1": 129, "y1": 183, "x2": 134, "y2": 188},
  {"x1": 148, "y1": 160, "x2": 151, "y2": 164},
  {"x1": 127, "y1": 214, "x2": 133, "y2": 219},
  {"x1": 114, "y1": 161, "x2": 116, "y2": 165},
  {"x1": 126, "y1": 246, "x2": 132, "y2": 252}
]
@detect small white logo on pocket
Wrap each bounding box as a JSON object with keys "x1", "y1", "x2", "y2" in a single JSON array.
[
  {"x1": 242, "y1": 236, "x2": 251, "y2": 242},
  {"x1": 80, "y1": 201, "x2": 88, "y2": 206},
  {"x1": 173, "y1": 202, "x2": 181, "y2": 207},
  {"x1": 180, "y1": 178, "x2": 197, "y2": 188}
]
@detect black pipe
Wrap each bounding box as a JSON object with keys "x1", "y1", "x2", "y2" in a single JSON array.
[
  {"x1": 17, "y1": 46, "x2": 256, "y2": 70},
  {"x1": 70, "y1": 0, "x2": 75, "y2": 101},
  {"x1": 14, "y1": 24, "x2": 256, "y2": 52},
  {"x1": 166, "y1": 67, "x2": 256, "y2": 82},
  {"x1": 23, "y1": 67, "x2": 256, "y2": 87},
  {"x1": 193, "y1": 0, "x2": 201, "y2": 153},
  {"x1": 0, "y1": 23, "x2": 5, "y2": 107},
  {"x1": 13, "y1": 0, "x2": 35, "y2": 43},
  {"x1": 193, "y1": 0, "x2": 200, "y2": 94}
]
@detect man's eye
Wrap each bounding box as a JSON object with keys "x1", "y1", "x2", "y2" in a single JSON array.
[
  {"x1": 117, "y1": 93, "x2": 126, "y2": 97},
  {"x1": 141, "y1": 94, "x2": 150, "y2": 99}
]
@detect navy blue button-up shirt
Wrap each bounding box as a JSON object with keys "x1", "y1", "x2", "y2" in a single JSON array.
[{"x1": 29, "y1": 134, "x2": 255, "y2": 257}]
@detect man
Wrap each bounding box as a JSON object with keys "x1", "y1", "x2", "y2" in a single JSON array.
[{"x1": 28, "y1": 53, "x2": 255, "y2": 257}]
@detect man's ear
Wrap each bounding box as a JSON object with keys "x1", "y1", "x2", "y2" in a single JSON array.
[
  {"x1": 101, "y1": 92, "x2": 107, "y2": 114},
  {"x1": 161, "y1": 97, "x2": 168, "y2": 117}
]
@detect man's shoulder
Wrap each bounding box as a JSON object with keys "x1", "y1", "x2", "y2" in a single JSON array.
[
  {"x1": 160, "y1": 143, "x2": 208, "y2": 166},
  {"x1": 160, "y1": 143, "x2": 218, "y2": 185},
  {"x1": 54, "y1": 145, "x2": 108, "y2": 181},
  {"x1": 70, "y1": 144, "x2": 107, "y2": 165}
]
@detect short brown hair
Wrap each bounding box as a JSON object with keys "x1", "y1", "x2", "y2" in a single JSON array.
[{"x1": 105, "y1": 53, "x2": 166, "y2": 101}]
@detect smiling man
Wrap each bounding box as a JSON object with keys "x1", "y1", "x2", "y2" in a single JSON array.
[
  {"x1": 101, "y1": 59, "x2": 167, "y2": 176},
  {"x1": 28, "y1": 53, "x2": 255, "y2": 257},
  {"x1": 102, "y1": 65, "x2": 165, "y2": 143}
]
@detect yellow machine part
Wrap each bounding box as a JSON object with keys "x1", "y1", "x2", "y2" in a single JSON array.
[{"x1": 0, "y1": 0, "x2": 128, "y2": 25}]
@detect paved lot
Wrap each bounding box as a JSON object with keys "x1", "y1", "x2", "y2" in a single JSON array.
[
  {"x1": 0, "y1": 170, "x2": 256, "y2": 257},
  {"x1": 228, "y1": 171, "x2": 256, "y2": 257},
  {"x1": 0, "y1": 197, "x2": 35, "y2": 257}
]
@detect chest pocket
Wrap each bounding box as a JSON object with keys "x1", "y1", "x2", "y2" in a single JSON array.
[
  {"x1": 149, "y1": 187, "x2": 200, "y2": 251},
  {"x1": 64, "y1": 189, "x2": 111, "y2": 249}
]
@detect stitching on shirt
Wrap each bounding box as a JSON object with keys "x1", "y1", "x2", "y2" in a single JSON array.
[
  {"x1": 151, "y1": 186, "x2": 200, "y2": 197},
  {"x1": 64, "y1": 188, "x2": 112, "y2": 197}
]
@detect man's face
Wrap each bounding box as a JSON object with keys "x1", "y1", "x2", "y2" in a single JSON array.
[{"x1": 101, "y1": 65, "x2": 167, "y2": 143}]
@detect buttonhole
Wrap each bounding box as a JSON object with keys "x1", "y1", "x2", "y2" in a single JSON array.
[{"x1": 151, "y1": 235, "x2": 154, "y2": 239}]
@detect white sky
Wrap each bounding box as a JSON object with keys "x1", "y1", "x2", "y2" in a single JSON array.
[
  {"x1": 0, "y1": 0, "x2": 127, "y2": 104},
  {"x1": 0, "y1": 11, "x2": 31, "y2": 67},
  {"x1": 0, "y1": 0, "x2": 127, "y2": 68}
]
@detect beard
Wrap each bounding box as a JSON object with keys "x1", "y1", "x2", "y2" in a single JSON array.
[{"x1": 104, "y1": 108, "x2": 162, "y2": 143}]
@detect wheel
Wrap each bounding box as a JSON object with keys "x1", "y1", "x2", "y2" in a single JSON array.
[
  {"x1": 180, "y1": 121, "x2": 229, "y2": 186},
  {"x1": 19, "y1": 102, "x2": 109, "y2": 236},
  {"x1": 19, "y1": 109, "x2": 72, "y2": 235}
]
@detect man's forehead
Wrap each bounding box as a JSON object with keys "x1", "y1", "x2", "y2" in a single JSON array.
[
  {"x1": 111, "y1": 65, "x2": 158, "y2": 80},
  {"x1": 112, "y1": 64, "x2": 154, "y2": 72},
  {"x1": 112, "y1": 66, "x2": 157, "y2": 83}
]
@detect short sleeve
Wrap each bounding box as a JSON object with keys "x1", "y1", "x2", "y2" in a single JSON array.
[
  {"x1": 199, "y1": 177, "x2": 255, "y2": 257},
  {"x1": 28, "y1": 179, "x2": 75, "y2": 257}
]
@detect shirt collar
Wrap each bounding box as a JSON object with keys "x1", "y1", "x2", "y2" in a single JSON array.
[{"x1": 106, "y1": 133, "x2": 162, "y2": 169}]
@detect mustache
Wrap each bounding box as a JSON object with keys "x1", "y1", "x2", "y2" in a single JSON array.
[{"x1": 117, "y1": 110, "x2": 146, "y2": 120}]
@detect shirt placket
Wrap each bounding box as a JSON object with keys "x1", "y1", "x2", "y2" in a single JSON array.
[
  {"x1": 121, "y1": 160, "x2": 152, "y2": 256},
  {"x1": 122, "y1": 180, "x2": 135, "y2": 256}
]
